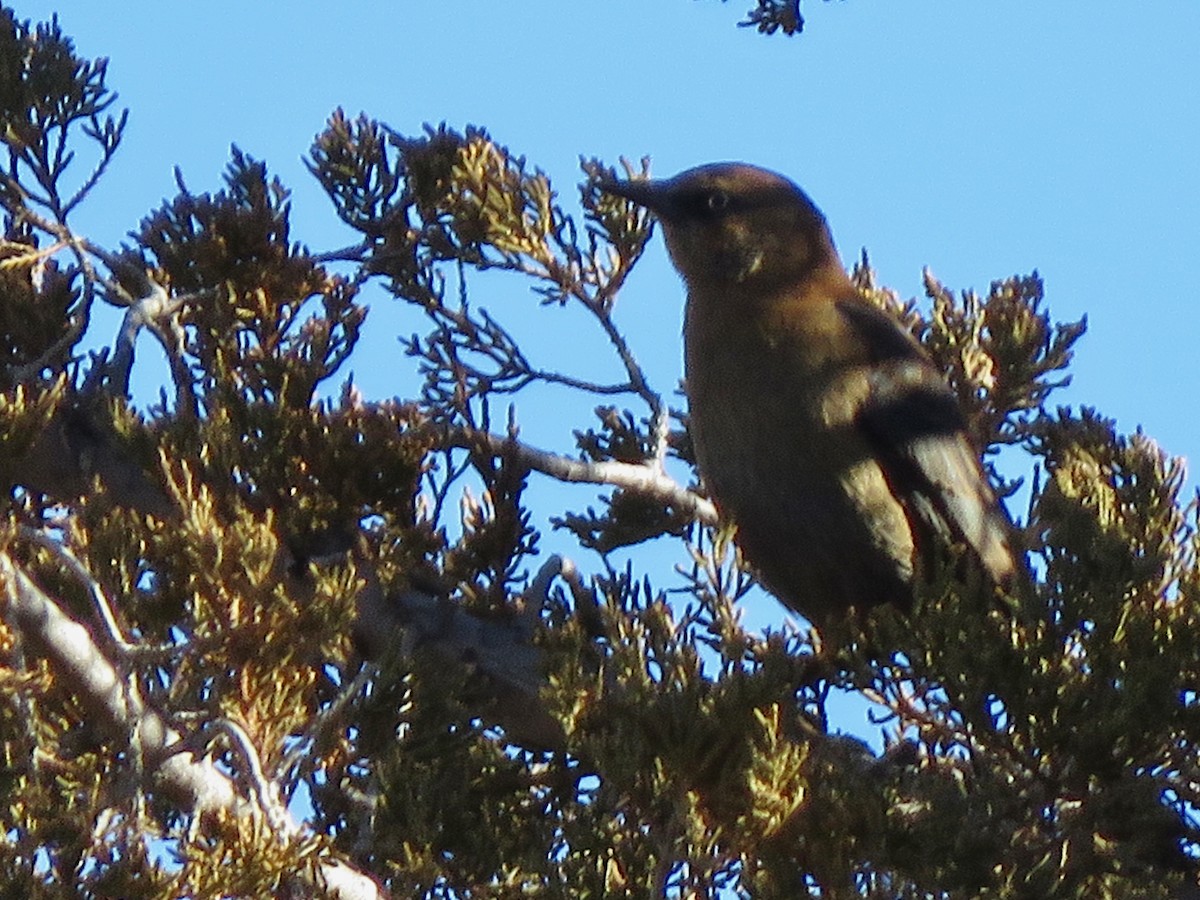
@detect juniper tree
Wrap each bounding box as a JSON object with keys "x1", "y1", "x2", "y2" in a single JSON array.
[{"x1": 1, "y1": 7, "x2": 1197, "y2": 898}]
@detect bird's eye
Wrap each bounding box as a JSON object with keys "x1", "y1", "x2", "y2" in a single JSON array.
[{"x1": 706, "y1": 190, "x2": 730, "y2": 213}]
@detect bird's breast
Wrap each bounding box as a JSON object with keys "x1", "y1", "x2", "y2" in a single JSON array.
[
  {"x1": 681, "y1": 287, "x2": 919, "y2": 617},
  {"x1": 684, "y1": 290, "x2": 869, "y2": 432},
  {"x1": 683, "y1": 313, "x2": 874, "y2": 511}
]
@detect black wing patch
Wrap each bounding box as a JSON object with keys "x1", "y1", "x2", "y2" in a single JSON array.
[{"x1": 836, "y1": 299, "x2": 1015, "y2": 586}]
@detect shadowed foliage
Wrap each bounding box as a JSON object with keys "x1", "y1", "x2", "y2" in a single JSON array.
[{"x1": 0, "y1": 6, "x2": 1197, "y2": 898}]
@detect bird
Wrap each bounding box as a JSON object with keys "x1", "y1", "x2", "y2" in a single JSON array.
[{"x1": 598, "y1": 163, "x2": 1019, "y2": 629}]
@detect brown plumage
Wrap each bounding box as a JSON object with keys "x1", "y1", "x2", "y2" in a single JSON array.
[{"x1": 600, "y1": 163, "x2": 1019, "y2": 628}]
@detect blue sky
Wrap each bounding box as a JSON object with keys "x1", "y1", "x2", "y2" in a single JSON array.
[{"x1": 15, "y1": 1, "x2": 1200, "y2": 739}]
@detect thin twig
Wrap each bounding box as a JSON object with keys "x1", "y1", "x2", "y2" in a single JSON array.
[
  {"x1": 312, "y1": 241, "x2": 373, "y2": 265},
  {"x1": 210, "y1": 718, "x2": 291, "y2": 837},
  {"x1": 109, "y1": 279, "x2": 173, "y2": 395},
  {"x1": 277, "y1": 663, "x2": 375, "y2": 787},
  {"x1": 16, "y1": 525, "x2": 137, "y2": 655}
]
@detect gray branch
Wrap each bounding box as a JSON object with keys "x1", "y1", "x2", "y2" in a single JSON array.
[
  {"x1": 441, "y1": 427, "x2": 718, "y2": 526},
  {"x1": 0, "y1": 554, "x2": 388, "y2": 900}
]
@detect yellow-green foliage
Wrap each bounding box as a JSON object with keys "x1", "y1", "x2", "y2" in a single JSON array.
[{"x1": 1, "y1": 6, "x2": 1198, "y2": 898}]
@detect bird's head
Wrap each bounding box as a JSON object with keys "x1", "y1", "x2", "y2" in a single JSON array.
[{"x1": 599, "y1": 163, "x2": 841, "y2": 291}]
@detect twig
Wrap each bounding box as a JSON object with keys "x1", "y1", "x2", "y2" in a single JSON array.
[
  {"x1": 522, "y1": 554, "x2": 596, "y2": 622},
  {"x1": 16, "y1": 525, "x2": 136, "y2": 655},
  {"x1": 525, "y1": 368, "x2": 635, "y2": 397},
  {"x1": 61, "y1": 109, "x2": 129, "y2": 218},
  {"x1": 277, "y1": 663, "x2": 375, "y2": 787},
  {"x1": 592, "y1": 308, "x2": 663, "y2": 424},
  {"x1": 109, "y1": 279, "x2": 174, "y2": 395},
  {"x1": 522, "y1": 554, "x2": 568, "y2": 619},
  {"x1": 210, "y1": 717, "x2": 291, "y2": 837},
  {"x1": 146, "y1": 308, "x2": 199, "y2": 417},
  {"x1": 312, "y1": 241, "x2": 373, "y2": 265},
  {"x1": 439, "y1": 427, "x2": 717, "y2": 526},
  {"x1": 1, "y1": 205, "x2": 148, "y2": 386}
]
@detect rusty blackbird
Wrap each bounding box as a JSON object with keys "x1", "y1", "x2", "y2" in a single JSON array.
[{"x1": 600, "y1": 163, "x2": 1019, "y2": 628}]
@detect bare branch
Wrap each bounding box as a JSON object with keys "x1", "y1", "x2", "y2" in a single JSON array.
[
  {"x1": 1, "y1": 552, "x2": 240, "y2": 809},
  {"x1": 109, "y1": 278, "x2": 174, "y2": 395},
  {"x1": 389, "y1": 587, "x2": 564, "y2": 751},
  {"x1": 440, "y1": 427, "x2": 717, "y2": 526},
  {"x1": 209, "y1": 717, "x2": 291, "y2": 836},
  {"x1": 313, "y1": 241, "x2": 373, "y2": 265},
  {"x1": 17, "y1": 524, "x2": 138, "y2": 655}
]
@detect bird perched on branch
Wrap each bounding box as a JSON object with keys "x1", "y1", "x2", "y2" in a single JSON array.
[{"x1": 599, "y1": 163, "x2": 1019, "y2": 629}]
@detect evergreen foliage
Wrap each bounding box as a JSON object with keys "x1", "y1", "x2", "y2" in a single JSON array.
[{"x1": 0, "y1": 7, "x2": 1196, "y2": 898}]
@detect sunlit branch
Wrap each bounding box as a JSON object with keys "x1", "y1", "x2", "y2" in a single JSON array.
[
  {"x1": 0, "y1": 554, "x2": 387, "y2": 900},
  {"x1": 209, "y1": 717, "x2": 291, "y2": 835},
  {"x1": 439, "y1": 426, "x2": 717, "y2": 526}
]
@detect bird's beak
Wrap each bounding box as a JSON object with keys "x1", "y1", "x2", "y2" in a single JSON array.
[{"x1": 596, "y1": 177, "x2": 674, "y2": 216}]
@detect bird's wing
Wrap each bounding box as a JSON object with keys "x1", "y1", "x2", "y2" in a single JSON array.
[{"x1": 835, "y1": 300, "x2": 1017, "y2": 587}]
